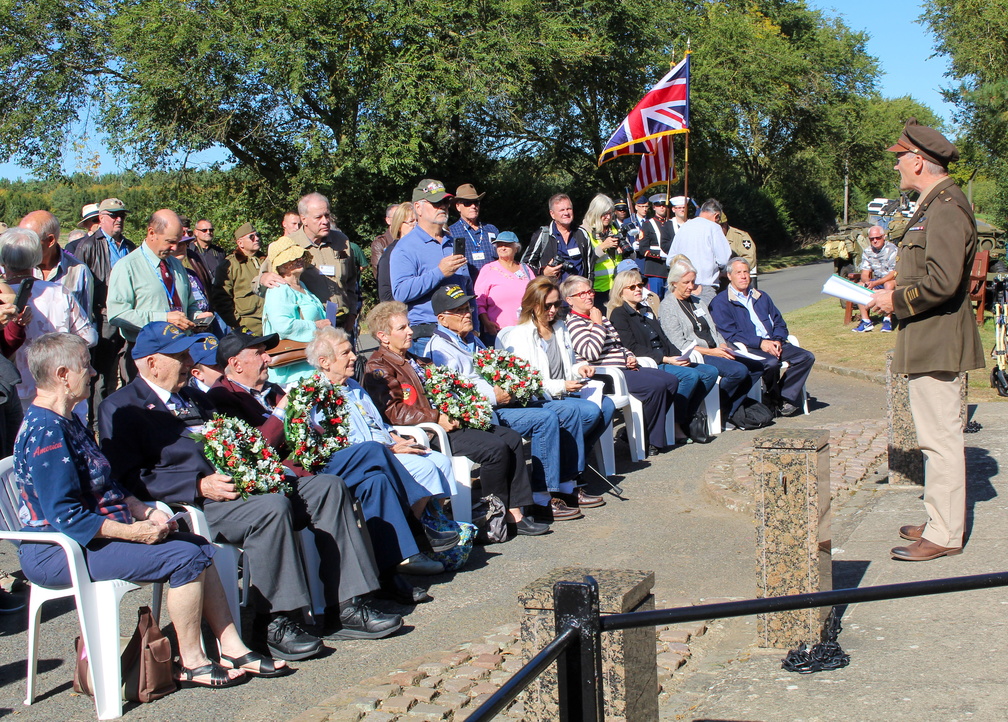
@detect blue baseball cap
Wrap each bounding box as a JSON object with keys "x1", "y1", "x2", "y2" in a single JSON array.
[
  {"x1": 131, "y1": 321, "x2": 202, "y2": 359},
  {"x1": 189, "y1": 333, "x2": 221, "y2": 367},
  {"x1": 616, "y1": 259, "x2": 639, "y2": 275}
]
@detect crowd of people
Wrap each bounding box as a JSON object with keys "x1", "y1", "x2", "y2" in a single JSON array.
[{"x1": 0, "y1": 178, "x2": 815, "y2": 694}]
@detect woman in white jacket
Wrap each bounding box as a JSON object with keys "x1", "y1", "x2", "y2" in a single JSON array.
[{"x1": 498, "y1": 277, "x2": 616, "y2": 506}]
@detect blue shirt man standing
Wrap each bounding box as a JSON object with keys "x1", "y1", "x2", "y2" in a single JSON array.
[{"x1": 448, "y1": 183, "x2": 500, "y2": 280}]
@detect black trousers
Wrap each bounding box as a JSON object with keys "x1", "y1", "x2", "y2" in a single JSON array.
[{"x1": 446, "y1": 424, "x2": 534, "y2": 510}]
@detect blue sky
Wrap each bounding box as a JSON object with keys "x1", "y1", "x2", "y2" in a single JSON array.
[{"x1": 0, "y1": 0, "x2": 958, "y2": 181}]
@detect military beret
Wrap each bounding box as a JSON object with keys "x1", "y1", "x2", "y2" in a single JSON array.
[{"x1": 886, "y1": 117, "x2": 960, "y2": 167}]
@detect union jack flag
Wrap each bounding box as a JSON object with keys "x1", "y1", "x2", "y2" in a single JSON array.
[
  {"x1": 598, "y1": 54, "x2": 690, "y2": 166},
  {"x1": 634, "y1": 133, "x2": 676, "y2": 200}
]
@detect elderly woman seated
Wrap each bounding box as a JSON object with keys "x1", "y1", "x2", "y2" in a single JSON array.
[
  {"x1": 501, "y1": 276, "x2": 615, "y2": 505},
  {"x1": 607, "y1": 268, "x2": 718, "y2": 444},
  {"x1": 306, "y1": 325, "x2": 455, "y2": 506},
  {"x1": 15, "y1": 333, "x2": 287, "y2": 687},
  {"x1": 658, "y1": 255, "x2": 764, "y2": 425},
  {"x1": 363, "y1": 301, "x2": 550, "y2": 536},
  {"x1": 561, "y1": 275, "x2": 679, "y2": 455}
]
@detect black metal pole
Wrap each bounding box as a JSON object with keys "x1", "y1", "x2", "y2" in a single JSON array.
[
  {"x1": 554, "y1": 577, "x2": 603, "y2": 722},
  {"x1": 601, "y1": 571, "x2": 1008, "y2": 632}
]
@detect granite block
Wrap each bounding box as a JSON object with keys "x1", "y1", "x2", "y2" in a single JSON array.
[
  {"x1": 519, "y1": 568, "x2": 658, "y2": 721},
  {"x1": 753, "y1": 430, "x2": 832, "y2": 649}
]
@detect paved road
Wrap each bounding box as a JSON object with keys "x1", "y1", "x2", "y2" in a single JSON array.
[{"x1": 757, "y1": 258, "x2": 835, "y2": 314}]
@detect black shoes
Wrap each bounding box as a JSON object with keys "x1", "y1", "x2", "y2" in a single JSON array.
[
  {"x1": 322, "y1": 597, "x2": 403, "y2": 640},
  {"x1": 261, "y1": 614, "x2": 322, "y2": 661},
  {"x1": 423, "y1": 525, "x2": 460, "y2": 553},
  {"x1": 377, "y1": 573, "x2": 434, "y2": 605},
  {"x1": 514, "y1": 517, "x2": 551, "y2": 536}
]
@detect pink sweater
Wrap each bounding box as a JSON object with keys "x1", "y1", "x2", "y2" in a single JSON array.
[{"x1": 473, "y1": 261, "x2": 535, "y2": 329}]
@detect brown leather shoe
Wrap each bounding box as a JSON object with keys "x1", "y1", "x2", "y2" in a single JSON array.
[
  {"x1": 891, "y1": 538, "x2": 963, "y2": 561},
  {"x1": 576, "y1": 489, "x2": 606, "y2": 508},
  {"x1": 899, "y1": 523, "x2": 926, "y2": 541},
  {"x1": 546, "y1": 497, "x2": 583, "y2": 521}
]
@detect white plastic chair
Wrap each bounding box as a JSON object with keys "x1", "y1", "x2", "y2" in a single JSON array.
[
  {"x1": 169, "y1": 503, "x2": 244, "y2": 634},
  {"x1": 394, "y1": 423, "x2": 475, "y2": 524},
  {"x1": 0, "y1": 456, "x2": 163, "y2": 721},
  {"x1": 734, "y1": 334, "x2": 809, "y2": 414},
  {"x1": 688, "y1": 349, "x2": 723, "y2": 435},
  {"x1": 588, "y1": 367, "x2": 647, "y2": 462}
]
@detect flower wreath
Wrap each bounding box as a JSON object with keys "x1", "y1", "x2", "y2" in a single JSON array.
[
  {"x1": 285, "y1": 373, "x2": 351, "y2": 471},
  {"x1": 422, "y1": 366, "x2": 492, "y2": 429},
  {"x1": 473, "y1": 348, "x2": 543, "y2": 404},
  {"x1": 194, "y1": 415, "x2": 289, "y2": 499}
]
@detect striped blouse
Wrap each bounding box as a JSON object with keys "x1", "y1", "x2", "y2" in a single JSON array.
[{"x1": 566, "y1": 312, "x2": 632, "y2": 367}]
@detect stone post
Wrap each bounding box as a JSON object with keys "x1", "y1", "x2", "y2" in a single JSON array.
[
  {"x1": 887, "y1": 349, "x2": 970, "y2": 485},
  {"x1": 518, "y1": 567, "x2": 656, "y2": 722},
  {"x1": 751, "y1": 429, "x2": 832, "y2": 649}
]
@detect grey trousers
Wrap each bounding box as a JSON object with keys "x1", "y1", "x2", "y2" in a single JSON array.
[{"x1": 204, "y1": 473, "x2": 379, "y2": 615}]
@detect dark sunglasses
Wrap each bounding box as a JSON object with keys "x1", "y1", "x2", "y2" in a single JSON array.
[
  {"x1": 105, "y1": 211, "x2": 127, "y2": 219},
  {"x1": 626, "y1": 283, "x2": 644, "y2": 291},
  {"x1": 458, "y1": 200, "x2": 481, "y2": 207},
  {"x1": 544, "y1": 301, "x2": 561, "y2": 310},
  {"x1": 428, "y1": 199, "x2": 452, "y2": 209},
  {"x1": 868, "y1": 235, "x2": 885, "y2": 240},
  {"x1": 196, "y1": 227, "x2": 214, "y2": 233}
]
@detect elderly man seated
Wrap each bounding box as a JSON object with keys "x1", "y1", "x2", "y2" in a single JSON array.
[
  {"x1": 709, "y1": 257, "x2": 815, "y2": 416},
  {"x1": 98, "y1": 322, "x2": 401, "y2": 662}
]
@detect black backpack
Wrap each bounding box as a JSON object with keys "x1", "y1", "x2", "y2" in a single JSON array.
[{"x1": 730, "y1": 398, "x2": 775, "y2": 430}]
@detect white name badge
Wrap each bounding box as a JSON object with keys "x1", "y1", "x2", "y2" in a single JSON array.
[
  {"x1": 472, "y1": 252, "x2": 486, "y2": 261},
  {"x1": 319, "y1": 264, "x2": 336, "y2": 277},
  {"x1": 567, "y1": 247, "x2": 581, "y2": 257}
]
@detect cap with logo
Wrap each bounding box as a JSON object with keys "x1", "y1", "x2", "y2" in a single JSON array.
[
  {"x1": 216, "y1": 331, "x2": 280, "y2": 367},
  {"x1": 189, "y1": 333, "x2": 221, "y2": 367},
  {"x1": 98, "y1": 198, "x2": 127, "y2": 214},
  {"x1": 886, "y1": 117, "x2": 960, "y2": 168},
  {"x1": 132, "y1": 321, "x2": 202, "y2": 359},
  {"x1": 431, "y1": 284, "x2": 475, "y2": 315},
  {"x1": 412, "y1": 179, "x2": 453, "y2": 203}
]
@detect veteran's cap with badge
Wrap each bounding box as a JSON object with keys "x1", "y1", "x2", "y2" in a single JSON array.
[
  {"x1": 412, "y1": 179, "x2": 453, "y2": 203},
  {"x1": 189, "y1": 333, "x2": 221, "y2": 367},
  {"x1": 98, "y1": 198, "x2": 127, "y2": 214},
  {"x1": 132, "y1": 321, "x2": 203, "y2": 359},
  {"x1": 886, "y1": 117, "x2": 960, "y2": 168},
  {"x1": 233, "y1": 222, "x2": 257, "y2": 242},
  {"x1": 431, "y1": 284, "x2": 475, "y2": 315}
]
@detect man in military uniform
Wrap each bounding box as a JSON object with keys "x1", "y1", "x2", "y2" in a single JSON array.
[
  {"x1": 720, "y1": 213, "x2": 758, "y2": 289},
  {"x1": 211, "y1": 222, "x2": 266, "y2": 334},
  {"x1": 869, "y1": 118, "x2": 984, "y2": 561}
]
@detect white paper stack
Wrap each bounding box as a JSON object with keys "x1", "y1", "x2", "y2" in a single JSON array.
[{"x1": 821, "y1": 274, "x2": 874, "y2": 305}]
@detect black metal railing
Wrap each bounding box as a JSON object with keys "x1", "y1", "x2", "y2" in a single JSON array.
[{"x1": 465, "y1": 570, "x2": 1008, "y2": 721}]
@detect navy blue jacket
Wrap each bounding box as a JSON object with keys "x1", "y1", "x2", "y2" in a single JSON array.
[
  {"x1": 98, "y1": 378, "x2": 214, "y2": 505},
  {"x1": 709, "y1": 287, "x2": 789, "y2": 350}
]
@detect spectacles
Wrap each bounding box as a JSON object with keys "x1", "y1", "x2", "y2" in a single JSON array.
[
  {"x1": 544, "y1": 301, "x2": 561, "y2": 310},
  {"x1": 428, "y1": 199, "x2": 452, "y2": 209},
  {"x1": 868, "y1": 235, "x2": 885, "y2": 240},
  {"x1": 569, "y1": 289, "x2": 595, "y2": 299},
  {"x1": 458, "y1": 200, "x2": 480, "y2": 207},
  {"x1": 104, "y1": 211, "x2": 126, "y2": 219},
  {"x1": 196, "y1": 227, "x2": 214, "y2": 233},
  {"x1": 626, "y1": 283, "x2": 644, "y2": 291}
]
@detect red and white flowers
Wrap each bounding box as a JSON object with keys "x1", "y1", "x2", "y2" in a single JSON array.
[
  {"x1": 473, "y1": 348, "x2": 542, "y2": 404},
  {"x1": 194, "y1": 415, "x2": 289, "y2": 498},
  {"x1": 422, "y1": 366, "x2": 492, "y2": 429},
  {"x1": 285, "y1": 373, "x2": 350, "y2": 471}
]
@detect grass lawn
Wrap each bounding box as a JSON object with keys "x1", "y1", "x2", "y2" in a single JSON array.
[{"x1": 783, "y1": 298, "x2": 1004, "y2": 403}]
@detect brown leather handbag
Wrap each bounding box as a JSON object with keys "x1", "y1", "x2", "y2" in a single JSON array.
[
  {"x1": 74, "y1": 606, "x2": 176, "y2": 703},
  {"x1": 267, "y1": 339, "x2": 308, "y2": 367}
]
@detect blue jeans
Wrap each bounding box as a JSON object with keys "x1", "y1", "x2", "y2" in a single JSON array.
[
  {"x1": 539, "y1": 397, "x2": 602, "y2": 478},
  {"x1": 657, "y1": 362, "x2": 719, "y2": 418},
  {"x1": 496, "y1": 404, "x2": 569, "y2": 493}
]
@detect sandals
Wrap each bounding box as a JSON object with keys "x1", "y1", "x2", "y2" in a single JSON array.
[
  {"x1": 176, "y1": 661, "x2": 248, "y2": 688},
  {"x1": 220, "y1": 651, "x2": 292, "y2": 678}
]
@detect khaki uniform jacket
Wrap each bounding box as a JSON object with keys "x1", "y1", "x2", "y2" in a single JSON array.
[
  {"x1": 725, "y1": 226, "x2": 757, "y2": 274},
  {"x1": 891, "y1": 177, "x2": 984, "y2": 375},
  {"x1": 260, "y1": 227, "x2": 359, "y2": 317},
  {"x1": 211, "y1": 250, "x2": 264, "y2": 335}
]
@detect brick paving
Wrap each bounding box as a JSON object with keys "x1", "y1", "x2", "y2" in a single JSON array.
[
  {"x1": 288, "y1": 613, "x2": 711, "y2": 722},
  {"x1": 702, "y1": 418, "x2": 888, "y2": 513}
]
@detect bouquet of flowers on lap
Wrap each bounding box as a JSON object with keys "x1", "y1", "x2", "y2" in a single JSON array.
[
  {"x1": 422, "y1": 366, "x2": 492, "y2": 429},
  {"x1": 193, "y1": 415, "x2": 290, "y2": 499},
  {"x1": 473, "y1": 348, "x2": 542, "y2": 404},
  {"x1": 285, "y1": 373, "x2": 351, "y2": 471}
]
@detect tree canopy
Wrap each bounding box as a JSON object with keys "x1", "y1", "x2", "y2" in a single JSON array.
[{"x1": 0, "y1": 0, "x2": 937, "y2": 248}]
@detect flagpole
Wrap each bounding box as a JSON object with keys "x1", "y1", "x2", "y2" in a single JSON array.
[{"x1": 682, "y1": 46, "x2": 691, "y2": 213}]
